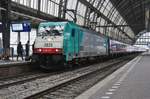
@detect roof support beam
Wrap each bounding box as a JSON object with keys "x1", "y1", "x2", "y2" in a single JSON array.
[
  {"x1": 97, "y1": 24, "x2": 143, "y2": 28},
  {"x1": 110, "y1": 0, "x2": 146, "y2": 35},
  {"x1": 10, "y1": 2, "x2": 65, "y2": 21}
]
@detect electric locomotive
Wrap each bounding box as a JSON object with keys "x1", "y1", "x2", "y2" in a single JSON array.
[
  {"x1": 32, "y1": 21, "x2": 108, "y2": 69},
  {"x1": 32, "y1": 21, "x2": 146, "y2": 69}
]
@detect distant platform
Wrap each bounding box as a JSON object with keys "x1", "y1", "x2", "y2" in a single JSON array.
[
  {"x1": 76, "y1": 53, "x2": 150, "y2": 99},
  {"x1": 141, "y1": 52, "x2": 150, "y2": 56}
]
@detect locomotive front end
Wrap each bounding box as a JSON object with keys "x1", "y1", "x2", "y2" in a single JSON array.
[
  {"x1": 32, "y1": 22, "x2": 65, "y2": 69},
  {"x1": 34, "y1": 36, "x2": 63, "y2": 55}
]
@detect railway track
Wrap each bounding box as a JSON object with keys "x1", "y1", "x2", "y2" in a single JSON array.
[
  {"x1": 26, "y1": 56, "x2": 131, "y2": 99},
  {"x1": 0, "y1": 63, "x2": 93, "y2": 89},
  {"x1": 0, "y1": 55, "x2": 137, "y2": 99},
  {"x1": 0, "y1": 71, "x2": 63, "y2": 89}
]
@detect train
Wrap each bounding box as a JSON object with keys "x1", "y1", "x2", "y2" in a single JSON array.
[{"x1": 32, "y1": 21, "x2": 146, "y2": 69}]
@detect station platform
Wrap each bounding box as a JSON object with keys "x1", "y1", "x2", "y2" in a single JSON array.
[
  {"x1": 0, "y1": 57, "x2": 32, "y2": 79},
  {"x1": 76, "y1": 53, "x2": 150, "y2": 99},
  {"x1": 0, "y1": 57, "x2": 30, "y2": 66}
]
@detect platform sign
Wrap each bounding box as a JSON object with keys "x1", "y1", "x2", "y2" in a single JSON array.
[
  {"x1": 12, "y1": 23, "x2": 23, "y2": 32},
  {"x1": 11, "y1": 21, "x2": 31, "y2": 32},
  {"x1": 22, "y1": 22, "x2": 31, "y2": 32}
]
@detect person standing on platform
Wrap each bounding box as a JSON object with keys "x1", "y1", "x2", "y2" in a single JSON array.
[
  {"x1": 25, "y1": 41, "x2": 30, "y2": 60},
  {"x1": 11, "y1": 47, "x2": 14, "y2": 60},
  {"x1": 32, "y1": 41, "x2": 35, "y2": 51},
  {"x1": 17, "y1": 42, "x2": 23, "y2": 61}
]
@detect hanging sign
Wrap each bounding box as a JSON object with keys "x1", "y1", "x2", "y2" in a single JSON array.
[{"x1": 11, "y1": 21, "x2": 31, "y2": 32}]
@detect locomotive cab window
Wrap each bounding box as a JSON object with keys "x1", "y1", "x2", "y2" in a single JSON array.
[{"x1": 38, "y1": 25, "x2": 64, "y2": 36}]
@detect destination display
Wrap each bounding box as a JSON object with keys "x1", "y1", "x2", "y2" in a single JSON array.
[
  {"x1": 12, "y1": 23, "x2": 23, "y2": 31},
  {"x1": 11, "y1": 21, "x2": 31, "y2": 32}
]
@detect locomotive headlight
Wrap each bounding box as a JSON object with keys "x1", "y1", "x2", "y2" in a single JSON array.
[
  {"x1": 38, "y1": 49, "x2": 42, "y2": 52},
  {"x1": 56, "y1": 49, "x2": 59, "y2": 52}
]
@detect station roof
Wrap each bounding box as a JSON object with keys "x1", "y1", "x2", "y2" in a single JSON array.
[{"x1": 110, "y1": 0, "x2": 149, "y2": 35}]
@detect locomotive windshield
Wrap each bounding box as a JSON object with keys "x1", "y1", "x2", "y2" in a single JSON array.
[{"x1": 38, "y1": 25, "x2": 64, "y2": 36}]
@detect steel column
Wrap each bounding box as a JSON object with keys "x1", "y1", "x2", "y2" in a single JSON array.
[
  {"x1": 38, "y1": 0, "x2": 41, "y2": 14},
  {"x1": 1, "y1": 0, "x2": 11, "y2": 59},
  {"x1": 62, "y1": 0, "x2": 68, "y2": 19},
  {"x1": 58, "y1": 0, "x2": 63, "y2": 18}
]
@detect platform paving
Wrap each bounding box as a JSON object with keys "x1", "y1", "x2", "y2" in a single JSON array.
[
  {"x1": 0, "y1": 57, "x2": 29, "y2": 66},
  {"x1": 76, "y1": 54, "x2": 150, "y2": 99}
]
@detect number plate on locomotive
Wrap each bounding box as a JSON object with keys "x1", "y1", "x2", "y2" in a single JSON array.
[{"x1": 44, "y1": 43, "x2": 53, "y2": 47}]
